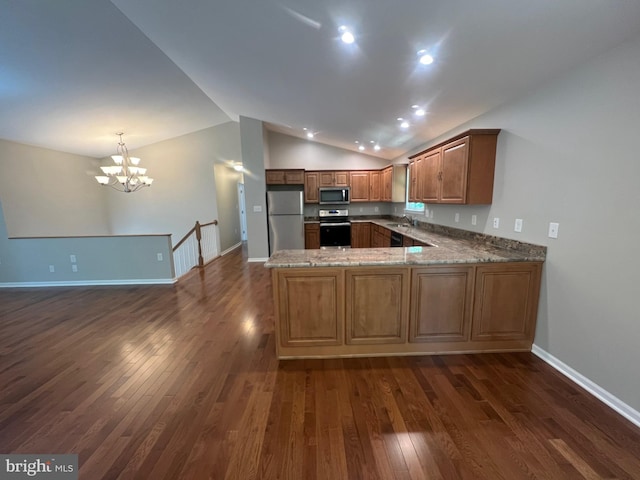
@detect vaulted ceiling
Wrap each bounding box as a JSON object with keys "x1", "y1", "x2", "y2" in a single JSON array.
[{"x1": 3, "y1": 0, "x2": 640, "y2": 160}]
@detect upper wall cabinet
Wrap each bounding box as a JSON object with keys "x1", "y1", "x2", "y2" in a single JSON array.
[
  {"x1": 409, "y1": 129, "x2": 500, "y2": 205},
  {"x1": 319, "y1": 171, "x2": 349, "y2": 187},
  {"x1": 381, "y1": 165, "x2": 407, "y2": 203},
  {"x1": 266, "y1": 169, "x2": 305, "y2": 185},
  {"x1": 304, "y1": 172, "x2": 320, "y2": 203},
  {"x1": 349, "y1": 171, "x2": 370, "y2": 202}
]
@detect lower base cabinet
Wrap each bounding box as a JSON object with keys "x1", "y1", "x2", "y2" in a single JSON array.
[
  {"x1": 346, "y1": 268, "x2": 409, "y2": 344},
  {"x1": 410, "y1": 266, "x2": 474, "y2": 343},
  {"x1": 272, "y1": 262, "x2": 542, "y2": 358},
  {"x1": 472, "y1": 263, "x2": 541, "y2": 341}
]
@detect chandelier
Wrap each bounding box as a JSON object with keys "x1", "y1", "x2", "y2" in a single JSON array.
[{"x1": 95, "y1": 132, "x2": 154, "y2": 193}]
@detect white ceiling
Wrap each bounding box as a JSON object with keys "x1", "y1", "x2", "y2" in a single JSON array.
[{"x1": 2, "y1": 0, "x2": 640, "y2": 160}]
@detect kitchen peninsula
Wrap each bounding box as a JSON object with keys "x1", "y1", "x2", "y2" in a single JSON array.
[{"x1": 265, "y1": 221, "x2": 546, "y2": 359}]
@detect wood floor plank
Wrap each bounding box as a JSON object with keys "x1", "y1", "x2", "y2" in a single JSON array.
[{"x1": 2, "y1": 245, "x2": 640, "y2": 479}]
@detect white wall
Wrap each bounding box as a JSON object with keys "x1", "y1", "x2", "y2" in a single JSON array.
[
  {"x1": 0, "y1": 139, "x2": 109, "y2": 237},
  {"x1": 239, "y1": 116, "x2": 270, "y2": 260},
  {"x1": 105, "y1": 122, "x2": 242, "y2": 244},
  {"x1": 267, "y1": 131, "x2": 389, "y2": 170},
  {"x1": 399, "y1": 34, "x2": 640, "y2": 412}
]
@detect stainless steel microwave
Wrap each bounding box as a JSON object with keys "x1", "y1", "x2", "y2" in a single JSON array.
[{"x1": 319, "y1": 187, "x2": 350, "y2": 204}]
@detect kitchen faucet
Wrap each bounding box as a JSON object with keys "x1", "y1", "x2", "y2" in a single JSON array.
[{"x1": 401, "y1": 214, "x2": 413, "y2": 226}]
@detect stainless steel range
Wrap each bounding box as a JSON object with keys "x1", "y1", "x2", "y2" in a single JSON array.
[{"x1": 319, "y1": 209, "x2": 350, "y2": 247}]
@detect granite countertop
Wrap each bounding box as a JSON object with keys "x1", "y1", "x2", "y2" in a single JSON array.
[{"x1": 266, "y1": 218, "x2": 547, "y2": 268}]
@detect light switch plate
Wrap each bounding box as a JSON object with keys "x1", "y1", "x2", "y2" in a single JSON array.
[
  {"x1": 454, "y1": 213, "x2": 460, "y2": 223},
  {"x1": 548, "y1": 222, "x2": 559, "y2": 238},
  {"x1": 471, "y1": 215, "x2": 477, "y2": 226},
  {"x1": 253, "y1": 205, "x2": 262, "y2": 213},
  {"x1": 514, "y1": 219, "x2": 523, "y2": 232},
  {"x1": 71, "y1": 264, "x2": 78, "y2": 273},
  {"x1": 157, "y1": 253, "x2": 163, "y2": 261},
  {"x1": 49, "y1": 265, "x2": 55, "y2": 273}
]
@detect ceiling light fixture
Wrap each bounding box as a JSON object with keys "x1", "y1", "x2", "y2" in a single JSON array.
[
  {"x1": 233, "y1": 164, "x2": 244, "y2": 172},
  {"x1": 417, "y1": 49, "x2": 434, "y2": 65},
  {"x1": 412, "y1": 105, "x2": 426, "y2": 116},
  {"x1": 95, "y1": 132, "x2": 153, "y2": 193},
  {"x1": 358, "y1": 145, "x2": 365, "y2": 151},
  {"x1": 399, "y1": 119, "x2": 410, "y2": 129},
  {"x1": 339, "y1": 26, "x2": 355, "y2": 44},
  {"x1": 373, "y1": 144, "x2": 381, "y2": 152},
  {"x1": 306, "y1": 131, "x2": 315, "y2": 139}
]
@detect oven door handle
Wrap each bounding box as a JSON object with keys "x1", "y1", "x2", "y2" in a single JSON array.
[{"x1": 320, "y1": 222, "x2": 351, "y2": 227}]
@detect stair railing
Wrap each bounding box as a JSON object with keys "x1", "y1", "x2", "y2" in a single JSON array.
[{"x1": 172, "y1": 220, "x2": 219, "y2": 278}]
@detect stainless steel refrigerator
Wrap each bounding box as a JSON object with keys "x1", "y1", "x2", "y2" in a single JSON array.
[{"x1": 267, "y1": 190, "x2": 304, "y2": 255}]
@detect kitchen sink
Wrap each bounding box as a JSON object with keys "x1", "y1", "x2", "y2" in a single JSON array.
[{"x1": 386, "y1": 223, "x2": 411, "y2": 228}]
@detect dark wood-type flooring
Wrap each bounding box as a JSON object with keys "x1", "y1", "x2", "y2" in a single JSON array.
[{"x1": 1, "y1": 245, "x2": 640, "y2": 479}]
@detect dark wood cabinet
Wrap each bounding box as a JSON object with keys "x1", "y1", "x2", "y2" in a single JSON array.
[
  {"x1": 319, "y1": 171, "x2": 349, "y2": 187},
  {"x1": 471, "y1": 262, "x2": 542, "y2": 342},
  {"x1": 266, "y1": 169, "x2": 304, "y2": 185},
  {"x1": 369, "y1": 171, "x2": 381, "y2": 201},
  {"x1": 350, "y1": 222, "x2": 371, "y2": 248},
  {"x1": 371, "y1": 224, "x2": 391, "y2": 248},
  {"x1": 304, "y1": 223, "x2": 320, "y2": 249},
  {"x1": 304, "y1": 172, "x2": 319, "y2": 203},
  {"x1": 349, "y1": 171, "x2": 370, "y2": 202},
  {"x1": 345, "y1": 268, "x2": 409, "y2": 345},
  {"x1": 410, "y1": 266, "x2": 474, "y2": 343},
  {"x1": 409, "y1": 129, "x2": 500, "y2": 205},
  {"x1": 275, "y1": 268, "x2": 344, "y2": 347},
  {"x1": 381, "y1": 167, "x2": 393, "y2": 201}
]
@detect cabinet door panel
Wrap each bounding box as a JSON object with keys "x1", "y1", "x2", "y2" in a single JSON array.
[
  {"x1": 349, "y1": 171, "x2": 370, "y2": 202},
  {"x1": 304, "y1": 172, "x2": 319, "y2": 203},
  {"x1": 346, "y1": 268, "x2": 409, "y2": 344},
  {"x1": 440, "y1": 137, "x2": 469, "y2": 203},
  {"x1": 319, "y1": 171, "x2": 335, "y2": 187},
  {"x1": 410, "y1": 267, "x2": 474, "y2": 342},
  {"x1": 277, "y1": 269, "x2": 344, "y2": 346},
  {"x1": 266, "y1": 170, "x2": 285, "y2": 185},
  {"x1": 472, "y1": 263, "x2": 541, "y2": 341},
  {"x1": 334, "y1": 171, "x2": 349, "y2": 186},
  {"x1": 304, "y1": 224, "x2": 320, "y2": 249},
  {"x1": 421, "y1": 150, "x2": 441, "y2": 203},
  {"x1": 369, "y1": 171, "x2": 381, "y2": 201}
]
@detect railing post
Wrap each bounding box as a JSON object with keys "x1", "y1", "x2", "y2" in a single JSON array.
[{"x1": 195, "y1": 221, "x2": 204, "y2": 267}]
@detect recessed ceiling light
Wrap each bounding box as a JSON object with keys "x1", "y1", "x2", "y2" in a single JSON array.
[
  {"x1": 306, "y1": 131, "x2": 314, "y2": 139},
  {"x1": 417, "y1": 49, "x2": 434, "y2": 65},
  {"x1": 373, "y1": 144, "x2": 381, "y2": 152},
  {"x1": 358, "y1": 145, "x2": 365, "y2": 151},
  {"x1": 339, "y1": 26, "x2": 355, "y2": 44},
  {"x1": 400, "y1": 121, "x2": 410, "y2": 129},
  {"x1": 369, "y1": 140, "x2": 375, "y2": 144},
  {"x1": 397, "y1": 117, "x2": 404, "y2": 121},
  {"x1": 415, "y1": 108, "x2": 426, "y2": 116},
  {"x1": 233, "y1": 164, "x2": 244, "y2": 172}
]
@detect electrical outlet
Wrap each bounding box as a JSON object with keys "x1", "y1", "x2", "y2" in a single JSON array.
[
  {"x1": 429, "y1": 210, "x2": 434, "y2": 219},
  {"x1": 471, "y1": 215, "x2": 477, "y2": 226},
  {"x1": 493, "y1": 217, "x2": 500, "y2": 229},
  {"x1": 49, "y1": 265, "x2": 55, "y2": 273},
  {"x1": 71, "y1": 264, "x2": 78, "y2": 273},
  {"x1": 70, "y1": 254, "x2": 77, "y2": 263},
  {"x1": 374, "y1": 206, "x2": 379, "y2": 212},
  {"x1": 157, "y1": 253, "x2": 163, "y2": 261},
  {"x1": 253, "y1": 205, "x2": 262, "y2": 213},
  {"x1": 548, "y1": 222, "x2": 559, "y2": 238},
  {"x1": 454, "y1": 213, "x2": 460, "y2": 223},
  {"x1": 514, "y1": 219, "x2": 523, "y2": 232}
]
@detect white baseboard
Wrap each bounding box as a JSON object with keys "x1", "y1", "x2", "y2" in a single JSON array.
[
  {"x1": 0, "y1": 278, "x2": 177, "y2": 288},
  {"x1": 532, "y1": 344, "x2": 640, "y2": 428},
  {"x1": 220, "y1": 243, "x2": 242, "y2": 256},
  {"x1": 247, "y1": 257, "x2": 269, "y2": 263}
]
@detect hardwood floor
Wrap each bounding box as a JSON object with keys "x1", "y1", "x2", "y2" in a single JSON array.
[{"x1": 1, "y1": 245, "x2": 640, "y2": 479}]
